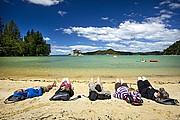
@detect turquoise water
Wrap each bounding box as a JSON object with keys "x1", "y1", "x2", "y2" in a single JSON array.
[
  {"x1": 0, "y1": 55, "x2": 180, "y2": 79},
  {"x1": 0, "y1": 55, "x2": 179, "y2": 69}
]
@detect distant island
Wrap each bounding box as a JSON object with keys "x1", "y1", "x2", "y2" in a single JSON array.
[
  {"x1": 73, "y1": 40, "x2": 180, "y2": 56},
  {"x1": 81, "y1": 49, "x2": 162, "y2": 55}
]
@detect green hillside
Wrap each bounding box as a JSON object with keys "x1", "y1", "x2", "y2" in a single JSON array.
[{"x1": 162, "y1": 40, "x2": 180, "y2": 55}]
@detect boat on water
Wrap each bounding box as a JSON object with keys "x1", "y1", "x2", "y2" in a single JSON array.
[
  {"x1": 136, "y1": 58, "x2": 146, "y2": 62},
  {"x1": 149, "y1": 60, "x2": 158, "y2": 62},
  {"x1": 114, "y1": 55, "x2": 117, "y2": 58},
  {"x1": 136, "y1": 60, "x2": 146, "y2": 62}
]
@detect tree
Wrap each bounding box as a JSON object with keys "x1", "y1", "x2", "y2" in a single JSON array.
[
  {"x1": 0, "y1": 17, "x2": 3, "y2": 35},
  {"x1": 1, "y1": 20, "x2": 23, "y2": 56},
  {"x1": 0, "y1": 17, "x2": 3, "y2": 56},
  {"x1": 4, "y1": 20, "x2": 21, "y2": 41},
  {"x1": 24, "y1": 29, "x2": 51, "y2": 56},
  {"x1": 0, "y1": 19, "x2": 51, "y2": 56}
]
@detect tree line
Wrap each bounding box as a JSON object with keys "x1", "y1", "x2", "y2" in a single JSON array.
[{"x1": 0, "y1": 18, "x2": 51, "y2": 56}]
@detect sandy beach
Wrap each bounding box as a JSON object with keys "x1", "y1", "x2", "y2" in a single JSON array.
[{"x1": 0, "y1": 77, "x2": 179, "y2": 120}]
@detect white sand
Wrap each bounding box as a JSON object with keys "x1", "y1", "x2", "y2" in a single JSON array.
[{"x1": 0, "y1": 77, "x2": 180, "y2": 120}]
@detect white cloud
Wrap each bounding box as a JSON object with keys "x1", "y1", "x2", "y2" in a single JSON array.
[
  {"x1": 101, "y1": 17, "x2": 117, "y2": 25},
  {"x1": 63, "y1": 20, "x2": 180, "y2": 42},
  {"x1": 158, "y1": 0, "x2": 180, "y2": 9},
  {"x1": 51, "y1": 45, "x2": 70, "y2": 55},
  {"x1": 159, "y1": 10, "x2": 174, "y2": 14},
  {"x1": 101, "y1": 17, "x2": 109, "y2": 20},
  {"x1": 25, "y1": 0, "x2": 63, "y2": 6},
  {"x1": 56, "y1": 49, "x2": 71, "y2": 53},
  {"x1": 43, "y1": 37, "x2": 50, "y2": 41},
  {"x1": 52, "y1": 45, "x2": 69, "y2": 49},
  {"x1": 160, "y1": 14, "x2": 172, "y2": 19},
  {"x1": 169, "y1": 3, "x2": 180, "y2": 9},
  {"x1": 62, "y1": 16, "x2": 180, "y2": 53},
  {"x1": 63, "y1": 28, "x2": 73, "y2": 34},
  {"x1": 154, "y1": 6, "x2": 160, "y2": 9},
  {"x1": 106, "y1": 43, "x2": 126, "y2": 51},
  {"x1": 69, "y1": 45, "x2": 103, "y2": 53},
  {"x1": 58, "y1": 10, "x2": 67, "y2": 16},
  {"x1": 159, "y1": 0, "x2": 170, "y2": 5},
  {"x1": 105, "y1": 41, "x2": 174, "y2": 52},
  {"x1": 51, "y1": 45, "x2": 103, "y2": 55}
]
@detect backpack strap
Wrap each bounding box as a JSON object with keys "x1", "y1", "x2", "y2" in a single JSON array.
[
  {"x1": 4, "y1": 95, "x2": 16, "y2": 104},
  {"x1": 69, "y1": 95, "x2": 81, "y2": 101}
]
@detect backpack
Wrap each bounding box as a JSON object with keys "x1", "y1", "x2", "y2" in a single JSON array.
[
  {"x1": 88, "y1": 91, "x2": 111, "y2": 101},
  {"x1": 4, "y1": 95, "x2": 27, "y2": 104},
  {"x1": 50, "y1": 91, "x2": 70, "y2": 101},
  {"x1": 89, "y1": 91, "x2": 98, "y2": 101},
  {"x1": 97, "y1": 93, "x2": 111, "y2": 100},
  {"x1": 125, "y1": 94, "x2": 143, "y2": 106}
]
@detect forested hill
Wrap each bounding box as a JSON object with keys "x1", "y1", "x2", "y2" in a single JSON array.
[
  {"x1": 0, "y1": 18, "x2": 51, "y2": 56},
  {"x1": 82, "y1": 41, "x2": 180, "y2": 55},
  {"x1": 162, "y1": 40, "x2": 180, "y2": 55},
  {"x1": 82, "y1": 49, "x2": 162, "y2": 55}
]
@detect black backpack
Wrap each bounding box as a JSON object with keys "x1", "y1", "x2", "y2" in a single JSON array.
[
  {"x1": 50, "y1": 91, "x2": 70, "y2": 101},
  {"x1": 4, "y1": 95, "x2": 27, "y2": 104},
  {"x1": 89, "y1": 91, "x2": 98, "y2": 101},
  {"x1": 88, "y1": 91, "x2": 111, "y2": 101}
]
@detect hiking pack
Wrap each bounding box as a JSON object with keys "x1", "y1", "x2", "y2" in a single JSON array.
[
  {"x1": 50, "y1": 91, "x2": 70, "y2": 101},
  {"x1": 4, "y1": 95, "x2": 27, "y2": 104},
  {"x1": 49, "y1": 86, "x2": 75, "y2": 101},
  {"x1": 88, "y1": 91, "x2": 111, "y2": 101},
  {"x1": 125, "y1": 94, "x2": 143, "y2": 106}
]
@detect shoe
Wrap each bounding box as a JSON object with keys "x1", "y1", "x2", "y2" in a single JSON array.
[
  {"x1": 62, "y1": 78, "x2": 66, "y2": 82},
  {"x1": 116, "y1": 78, "x2": 120, "y2": 83},
  {"x1": 97, "y1": 77, "x2": 101, "y2": 82},
  {"x1": 120, "y1": 79, "x2": 125, "y2": 84},
  {"x1": 174, "y1": 99, "x2": 179, "y2": 106},
  {"x1": 89, "y1": 77, "x2": 94, "y2": 84},
  {"x1": 142, "y1": 76, "x2": 147, "y2": 81},
  {"x1": 137, "y1": 77, "x2": 142, "y2": 81},
  {"x1": 96, "y1": 77, "x2": 101, "y2": 85},
  {"x1": 89, "y1": 77, "x2": 94, "y2": 82},
  {"x1": 65, "y1": 78, "x2": 70, "y2": 83}
]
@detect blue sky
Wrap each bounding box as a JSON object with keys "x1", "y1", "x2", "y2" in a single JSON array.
[{"x1": 1, "y1": 0, "x2": 180, "y2": 55}]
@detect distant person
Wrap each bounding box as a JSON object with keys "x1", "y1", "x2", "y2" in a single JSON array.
[
  {"x1": 137, "y1": 76, "x2": 179, "y2": 105},
  {"x1": 50, "y1": 78, "x2": 75, "y2": 101},
  {"x1": 141, "y1": 58, "x2": 146, "y2": 62},
  {"x1": 88, "y1": 77, "x2": 111, "y2": 101},
  {"x1": 114, "y1": 78, "x2": 143, "y2": 105},
  {"x1": 4, "y1": 81, "x2": 56, "y2": 104}
]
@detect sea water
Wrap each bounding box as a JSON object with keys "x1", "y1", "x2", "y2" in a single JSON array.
[{"x1": 0, "y1": 55, "x2": 180, "y2": 80}]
